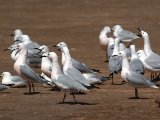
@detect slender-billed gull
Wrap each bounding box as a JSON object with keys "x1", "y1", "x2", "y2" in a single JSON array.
[
  {"x1": 44, "y1": 52, "x2": 88, "y2": 103},
  {"x1": 10, "y1": 29, "x2": 23, "y2": 42},
  {"x1": 99, "y1": 26, "x2": 114, "y2": 61},
  {"x1": 130, "y1": 45, "x2": 144, "y2": 75},
  {"x1": 108, "y1": 38, "x2": 122, "y2": 84},
  {"x1": 14, "y1": 43, "x2": 48, "y2": 94},
  {"x1": 55, "y1": 42, "x2": 91, "y2": 87},
  {"x1": 0, "y1": 72, "x2": 27, "y2": 87},
  {"x1": 120, "y1": 51, "x2": 158, "y2": 99},
  {"x1": 112, "y1": 25, "x2": 139, "y2": 43}
]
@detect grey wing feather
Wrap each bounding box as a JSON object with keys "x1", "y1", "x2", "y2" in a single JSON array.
[
  {"x1": 126, "y1": 72, "x2": 156, "y2": 87},
  {"x1": 119, "y1": 30, "x2": 139, "y2": 40},
  {"x1": 107, "y1": 45, "x2": 114, "y2": 58},
  {"x1": 55, "y1": 75, "x2": 87, "y2": 91},
  {"x1": 130, "y1": 59, "x2": 144, "y2": 75},
  {"x1": 11, "y1": 76, "x2": 27, "y2": 82},
  {"x1": 72, "y1": 58, "x2": 93, "y2": 73},
  {"x1": 20, "y1": 65, "x2": 47, "y2": 83},
  {"x1": 145, "y1": 53, "x2": 160, "y2": 69},
  {"x1": 108, "y1": 56, "x2": 122, "y2": 74},
  {"x1": 66, "y1": 67, "x2": 90, "y2": 86}
]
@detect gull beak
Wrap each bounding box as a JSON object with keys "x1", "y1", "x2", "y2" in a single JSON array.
[
  {"x1": 52, "y1": 45, "x2": 57, "y2": 47},
  {"x1": 3, "y1": 48, "x2": 9, "y2": 51},
  {"x1": 0, "y1": 74, "x2": 2, "y2": 77},
  {"x1": 40, "y1": 55, "x2": 47, "y2": 58},
  {"x1": 14, "y1": 39, "x2": 20, "y2": 43},
  {"x1": 137, "y1": 27, "x2": 142, "y2": 37},
  {"x1": 34, "y1": 48, "x2": 42, "y2": 55}
]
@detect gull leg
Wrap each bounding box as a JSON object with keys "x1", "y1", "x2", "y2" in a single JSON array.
[
  {"x1": 135, "y1": 88, "x2": 139, "y2": 99},
  {"x1": 62, "y1": 93, "x2": 66, "y2": 103},
  {"x1": 28, "y1": 82, "x2": 32, "y2": 94},
  {"x1": 31, "y1": 82, "x2": 35, "y2": 93},
  {"x1": 71, "y1": 92, "x2": 76, "y2": 103}
]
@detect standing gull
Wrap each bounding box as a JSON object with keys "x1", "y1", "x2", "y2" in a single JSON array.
[
  {"x1": 99, "y1": 26, "x2": 114, "y2": 61},
  {"x1": 44, "y1": 52, "x2": 88, "y2": 103},
  {"x1": 137, "y1": 28, "x2": 160, "y2": 78},
  {"x1": 108, "y1": 38, "x2": 122, "y2": 84},
  {"x1": 14, "y1": 43, "x2": 48, "y2": 94},
  {"x1": 55, "y1": 42, "x2": 91, "y2": 87},
  {"x1": 120, "y1": 51, "x2": 158, "y2": 99}
]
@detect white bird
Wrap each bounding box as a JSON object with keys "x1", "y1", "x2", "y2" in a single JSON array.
[
  {"x1": 120, "y1": 51, "x2": 158, "y2": 99},
  {"x1": 56, "y1": 42, "x2": 91, "y2": 87},
  {"x1": 137, "y1": 28, "x2": 160, "y2": 78},
  {"x1": 130, "y1": 45, "x2": 144, "y2": 75},
  {"x1": 10, "y1": 29, "x2": 23, "y2": 42},
  {"x1": 45, "y1": 52, "x2": 88, "y2": 103},
  {"x1": 99, "y1": 26, "x2": 114, "y2": 61},
  {"x1": 112, "y1": 25, "x2": 139, "y2": 43},
  {"x1": 14, "y1": 43, "x2": 48, "y2": 94},
  {"x1": 0, "y1": 72, "x2": 27, "y2": 87}
]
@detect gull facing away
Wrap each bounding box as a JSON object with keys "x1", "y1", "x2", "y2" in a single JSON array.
[
  {"x1": 14, "y1": 43, "x2": 48, "y2": 94},
  {"x1": 112, "y1": 25, "x2": 139, "y2": 43},
  {"x1": 130, "y1": 45, "x2": 144, "y2": 75},
  {"x1": 99, "y1": 26, "x2": 114, "y2": 61},
  {"x1": 108, "y1": 38, "x2": 122, "y2": 84},
  {"x1": 99, "y1": 26, "x2": 112, "y2": 51},
  {"x1": 44, "y1": 52, "x2": 89, "y2": 103},
  {"x1": 120, "y1": 51, "x2": 158, "y2": 99},
  {"x1": 0, "y1": 72, "x2": 27, "y2": 87},
  {"x1": 10, "y1": 29, "x2": 23, "y2": 43},
  {"x1": 55, "y1": 42, "x2": 91, "y2": 87}
]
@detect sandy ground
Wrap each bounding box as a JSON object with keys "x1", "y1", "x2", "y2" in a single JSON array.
[{"x1": 0, "y1": 0, "x2": 160, "y2": 120}]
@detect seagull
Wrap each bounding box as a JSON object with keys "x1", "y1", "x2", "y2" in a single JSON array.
[
  {"x1": 137, "y1": 28, "x2": 160, "y2": 78},
  {"x1": 120, "y1": 51, "x2": 158, "y2": 99},
  {"x1": 130, "y1": 45, "x2": 145, "y2": 75},
  {"x1": 99, "y1": 26, "x2": 114, "y2": 61},
  {"x1": 108, "y1": 38, "x2": 122, "y2": 84},
  {"x1": 112, "y1": 25, "x2": 139, "y2": 43},
  {"x1": 55, "y1": 42, "x2": 91, "y2": 87},
  {"x1": 44, "y1": 52, "x2": 89, "y2": 103},
  {"x1": 0, "y1": 72, "x2": 27, "y2": 87},
  {"x1": 10, "y1": 29, "x2": 23, "y2": 43},
  {"x1": 13, "y1": 43, "x2": 48, "y2": 94}
]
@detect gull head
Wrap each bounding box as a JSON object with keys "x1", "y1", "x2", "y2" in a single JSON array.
[
  {"x1": 3, "y1": 44, "x2": 17, "y2": 52},
  {"x1": 11, "y1": 29, "x2": 23, "y2": 37},
  {"x1": 112, "y1": 25, "x2": 123, "y2": 31},
  {"x1": 35, "y1": 45, "x2": 49, "y2": 55},
  {"x1": 15, "y1": 35, "x2": 31, "y2": 43},
  {"x1": 0, "y1": 72, "x2": 11, "y2": 78},
  {"x1": 48, "y1": 52, "x2": 58, "y2": 62},
  {"x1": 137, "y1": 28, "x2": 149, "y2": 38},
  {"x1": 119, "y1": 51, "x2": 127, "y2": 57},
  {"x1": 136, "y1": 50, "x2": 146, "y2": 59}
]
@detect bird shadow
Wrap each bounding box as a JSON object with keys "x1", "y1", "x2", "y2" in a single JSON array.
[
  {"x1": 23, "y1": 92, "x2": 40, "y2": 95},
  {"x1": 128, "y1": 97, "x2": 149, "y2": 100},
  {"x1": 73, "y1": 92, "x2": 87, "y2": 95},
  {"x1": 0, "y1": 91, "x2": 11, "y2": 94},
  {"x1": 112, "y1": 82, "x2": 126, "y2": 85},
  {"x1": 57, "y1": 101, "x2": 98, "y2": 105}
]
